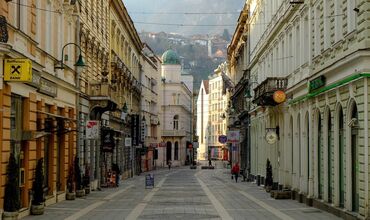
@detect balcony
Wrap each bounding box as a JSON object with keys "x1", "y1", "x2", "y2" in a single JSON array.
[
  {"x1": 253, "y1": 77, "x2": 288, "y2": 106},
  {"x1": 89, "y1": 83, "x2": 119, "y2": 114},
  {"x1": 162, "y1": 130, "x2": 186, "y2": 137}
]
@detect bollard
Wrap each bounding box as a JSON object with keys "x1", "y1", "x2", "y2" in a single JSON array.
[{"x1": 257, "y1": 175, "x2": 261, "y2": 186}]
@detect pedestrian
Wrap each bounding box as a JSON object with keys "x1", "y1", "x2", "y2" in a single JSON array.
[
  {"x1": 208, "y1": 159, "x2": 212, "y2": 167},
  {"x1": 232, "y1": 162, "x2": 240, "y2": 183},
  {"x1": 112, "y1": 163, "x2": 120, "y2": 187},
  {"x1": 168, "y1": 160, "x2": 172, "y2": 170}
]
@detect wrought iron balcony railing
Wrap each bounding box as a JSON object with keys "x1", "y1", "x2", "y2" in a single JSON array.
[{"x1": 253, "y1": 77, "x2": 287, "y2": 106}]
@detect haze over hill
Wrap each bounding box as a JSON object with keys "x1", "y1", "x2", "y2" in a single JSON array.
[{"x1": 124, "y1": 0, "x2": 245, "y2": 35}]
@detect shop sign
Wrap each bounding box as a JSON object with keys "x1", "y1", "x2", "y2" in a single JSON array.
[
  {"x1": 273, "y1": 90, "x2": 286, "y2": 104},
  {"x1": 101, "y1": 128, "x2": 115, "y2": 152},
  {"x1": 4, "y1": 59, "x2": 32, "y2": 82},
  {"x1": 38, "y1": 77, "x2": 57, "y2": 97},
  {"x1": 125, "y1": 137, "x2": 132, "y2": 147},
  {"x1": 308, "y1": 75, "x2": 326, "y2": 93},
  {"x1": 86, "y1": 120, "x2": 100, "y2": 139},
  {"x1": 218, "y1": 135, "x2": 228, "y2": 144},
  {"x1": 227, "y1": 131, "x2": 240, "y2": 143}
]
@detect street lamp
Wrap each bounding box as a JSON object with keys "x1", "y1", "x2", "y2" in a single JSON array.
[
  {"x1": 120, "y1": 102, "x2": 128, "y2": 120},
  {"x1": 55, "y1": 43, "x2": 85, "y2": 70}
]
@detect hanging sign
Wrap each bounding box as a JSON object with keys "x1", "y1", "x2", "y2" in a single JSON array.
[
  {"x1": 4, "y1": 59, "x2": 32, "y2": 82},
  {"x1": 308, "y1": 75, "x2": 326, "y2": 92},
  {"x1": 227, "y1": 131, "x2": 240, "y2": 143},
  {"x1": 265, "y1": 129, "x2": 278, "y2": 144},
  {"x1": 101, "y1": 128, "x2": 115, "y2": 152},
  {"x1": 273, "y1": 90, "x2": 286, "y2": 104},
  {"x1": 86, "y1": 120, "x2": 100, "y2": 139}
]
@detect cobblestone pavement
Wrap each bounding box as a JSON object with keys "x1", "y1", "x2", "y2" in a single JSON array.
[{"x1": 24, "y1": 162, "x2": 341, "y2": 220}]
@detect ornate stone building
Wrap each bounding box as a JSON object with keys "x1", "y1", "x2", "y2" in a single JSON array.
[
  {"x1": 159, "y1": 49, "x2": 193, "y2": 167},
  {"x1": 242, "y1": 0, "x2": 370, "y2": 218}
]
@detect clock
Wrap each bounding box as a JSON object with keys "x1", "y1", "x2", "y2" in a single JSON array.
[{"x1": 265, "y1": 131, "x2": 278, "y2": 144}]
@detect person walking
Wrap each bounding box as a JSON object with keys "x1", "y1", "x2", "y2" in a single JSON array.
[
  {"x1": 208, "y1": 159, "x2": 212, "y2": 167},
  {"x1": 168, "y1": 160, "x2": 172, "y2": 170},
  {"x1": 232, "y1": 162, "x2": 240, "y2": 183}
]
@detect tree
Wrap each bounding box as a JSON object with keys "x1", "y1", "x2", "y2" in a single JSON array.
[
  {"x1": 32, "y1": 158, "x2": 44, "y2": 205},
  {"x1": 4, "y1": 153, "x2": 20, "y2": 212},
  {"x1": 74, "y1": 157, "x2": 82, "y2": 190}
]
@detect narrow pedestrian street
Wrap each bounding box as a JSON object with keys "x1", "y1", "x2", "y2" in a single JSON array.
[{"x1": 24, "y1": 162, "x2": 340, "y2": 220}]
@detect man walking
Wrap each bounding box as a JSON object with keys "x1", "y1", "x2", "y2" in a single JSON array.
[{"x1": 168, "y1": 160, "x2": 172, "y2": 170}]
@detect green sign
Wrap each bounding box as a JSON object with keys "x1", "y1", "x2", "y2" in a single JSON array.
[{"x1": 309, "y1": 76, "x2": 326, "y2": 92}]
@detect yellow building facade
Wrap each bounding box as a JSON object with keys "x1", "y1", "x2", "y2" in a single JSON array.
[{"x1": 0, "y1": 0, "x2": 79, "y2": 216}]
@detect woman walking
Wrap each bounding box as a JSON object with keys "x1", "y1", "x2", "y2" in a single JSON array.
[{"x1": 231, "y1": 162, "x2": 240, "y2": 183}]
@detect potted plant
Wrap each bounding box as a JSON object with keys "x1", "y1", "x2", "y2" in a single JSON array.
[
  {"x1": 83, "y1": 165, "x2": 91, "y2": 194},
  {"x1": 66, "y1": 164, "x2": 76, "y2": 200},
  {"x1": 3, "y1": 153, "x2": 20, "y2": 220},
  {"x1": 74, "y1": 157, "x2": 85, "y2": 197},
  {"x1": 31, "y1": 158, "x2": 45, "y2": 215}
]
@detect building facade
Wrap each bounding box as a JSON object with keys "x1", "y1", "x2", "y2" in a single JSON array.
[
  {"x1": 158, "y1": 49, "x2": 193, "y2": 167},
  {"x1": 228, "y1": 3, "x2": 251, "y2": 172},
  {"x1": 244, "y1": 0, "x2": 370, "y2": 218},
  {"x1": 140, "y1": 44, "x2": 161, "y2": 172},
  {"x1": 0, "y1": 0, "x2": 80, "y2": 215},
  {"x1": 207, "y1": 65, "x2": 229, "y2": 161}
]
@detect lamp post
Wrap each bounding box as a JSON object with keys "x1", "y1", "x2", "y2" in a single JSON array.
[{"x1": 55, "y1": 43, "x2": 85, "y2": 70}]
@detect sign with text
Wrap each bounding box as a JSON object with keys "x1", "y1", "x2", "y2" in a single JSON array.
[
  {"x1": 101, "y1": 128, "x2": 115, "y2": 152},
  {"x1": 86, "y1": 121, "x2": 100, "y2": 139},
  {"x1": 145, "y1": 174, "x2": 154, "y2": 189},
  {"x1": 227, "y1": 131, "x2": 240, "y2": 143},
  {"x1": 308, "y1": 75, "x2": 326, "y2": 92},
  {"x1": 4, "y1": 59, "x2": 32, "y2": 82}
]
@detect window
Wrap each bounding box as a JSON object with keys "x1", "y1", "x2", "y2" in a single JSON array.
[
  {"x1": 335, "y1": 1, "x2": 343, "y2": 42},
  {"x1": 173, "y1": 115, "x2": 179, "y2": 130},
  {"x1": 174, "y1": 142, "x2": 179, "y2": 160},
  {"x1": 347, "y1": 0, "x2": 356, "y2": 33}
]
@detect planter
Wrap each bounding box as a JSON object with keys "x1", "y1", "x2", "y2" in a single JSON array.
[
  {"x1": 84, "y1": 187, "x2": 90, "y2": 195},
  {"x1": 76, "y1": 189, "x2": 85, "y2": 197},
  {"x1": 3, "y1": 211, "x2": 19, "y2": 220},
  {"x1": 31, "y1": 204, "x2": 44, "y2": 215},
  {"x1": 66, "y1": 192, "x2": 76, "y2": 200}
]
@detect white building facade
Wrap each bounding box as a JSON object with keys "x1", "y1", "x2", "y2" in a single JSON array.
[
  {"x1": 246, "y1": 0, "x2": 370, "y2": 217},
  {"x1": 158, "y1": 50, "x2": 193, "y2": 167}
]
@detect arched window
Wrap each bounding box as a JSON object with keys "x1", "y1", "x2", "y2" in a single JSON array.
[
  {"x1": 173, "y1": 115, "x2": 179, "y2": 130},
  {"x1": 174, "y1": 142, "x2": 179, "y2": 160}
]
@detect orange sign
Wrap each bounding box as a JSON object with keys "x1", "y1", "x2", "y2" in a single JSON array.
[{"x1": 273, "y1": 90, "x2": 286, "y2": 104}]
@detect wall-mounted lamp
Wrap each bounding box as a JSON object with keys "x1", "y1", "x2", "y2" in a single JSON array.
[{"x1": 55, "y1": 43, "x2": 85, "y2": 71}]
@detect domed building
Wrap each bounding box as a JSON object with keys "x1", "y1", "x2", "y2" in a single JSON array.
[{"x1": 158, "y1": 49, "x2": 194, "y2": 167}]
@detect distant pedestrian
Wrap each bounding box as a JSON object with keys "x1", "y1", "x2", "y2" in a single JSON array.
[
  {"x1": 112, "y1": 163, "x2": 120, "y2": 187},
  {"x1": 208, "y1": 159, "x2": 212, "y2": 167},
  {"x1": 168, "y1": 160, "x2": 172, "y2": 170},
  {"x1": 232, "y1": 162, "x2": 240, "y2": 183}
]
